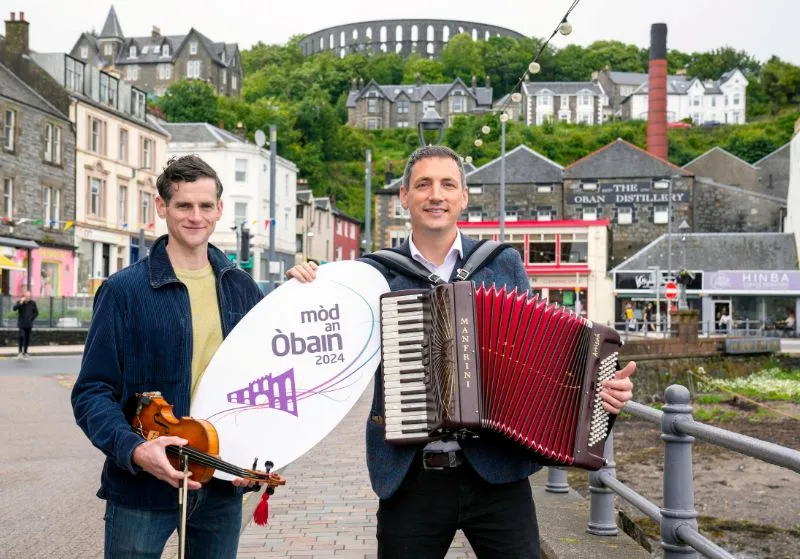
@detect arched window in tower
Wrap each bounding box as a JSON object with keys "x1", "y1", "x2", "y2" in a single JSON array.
[
  {"x1": 340, "y1": 31, "x2": 346, "y2": 46},
  {"x1": 472, "y1": 28, "x2": 478, "y2": 41},
  {"x1": 353, "y1": 29, "x2": 358, "y2": 41},
  {"x1": 329, "y1": 34, "x2": 334, "y2": 49},
  {"x1": 427, "y1": 25, "x2": 435, "y2": 41},
  {"x1": 411, "y1": 25, "x2": 419, "y2": 41},
  {"x1": 366, "y1": 27, "x2": 372, "y2": 40},
  {"x1": 443, "y1": 26, "x2": 450, "y2": 42},
  {"x1": 380, "y1": 26, "x2": 387, "y2": 43},
  {"x1": 396, "y1": 25, "x2": 403, "y2": 42}
]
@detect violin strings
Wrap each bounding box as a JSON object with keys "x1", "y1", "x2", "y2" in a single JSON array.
[{"x1": 165, "y1": 445, "x2": 266, "y2": 480}]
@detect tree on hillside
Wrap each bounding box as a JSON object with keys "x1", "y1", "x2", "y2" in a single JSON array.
[
  {"x1": 440, "y1": 34, "x2": 484, "y2": 84},
  {"x1": 402, "y1": 55, "x2": 446, "y2": 84},
  {"x1": 366, "y1": 54, "x2": 404, "y2": 84},
  {"x1": 156, "y1": 80, "x2": 219, "y2": 123},
  {"x1": 241, "y1": 36, "x2": 304, "y2": 75},
  {"x1": 760, "y1": 56, "x2": 800, "y2": 108},
  {"x1": 685, "y1": 47, "x2": 760, "y2": 80}
]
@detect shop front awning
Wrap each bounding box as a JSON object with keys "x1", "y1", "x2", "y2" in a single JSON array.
[
  {"x1": 0, "y1": 254, "x2": 25, "y2": 271},
  {"x1": 0, "y1": 236, "x2": 39, "y2": 250}
]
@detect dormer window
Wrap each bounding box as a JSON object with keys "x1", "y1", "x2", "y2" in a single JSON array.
[
  {"x1": 190, "y1": 41, "x2": 198, "y2": 55},
  {"x1": 221, "y1": 51, "x2": 226, "y2": 64},
  {"x1": 104, "y1": 43, "x2": 113, "y2": 56},
  {"x1": 129, "y1": 45, "x2": 137, "y2": 58},
  {"x1": 162, "y1": 43, "x2": 170, "y2": 57},
  {"x1": 152, "y1": 45, "x2": 160, "y2": 55},
  {"x1": 80, "y1": 45, "x2": 88, "y2": 59}
]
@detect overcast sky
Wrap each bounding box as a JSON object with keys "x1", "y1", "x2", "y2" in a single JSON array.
[{"x1": 15, "y1": 0, "x2": 800, "y2": 65}]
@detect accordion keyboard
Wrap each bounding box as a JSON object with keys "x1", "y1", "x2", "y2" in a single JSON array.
[
  {"x1": 589, "y1": 352, "x2": 618, "y2": 447},
  {"x1": 381, "y1": 293, "x2": 431, "y2": 440}
]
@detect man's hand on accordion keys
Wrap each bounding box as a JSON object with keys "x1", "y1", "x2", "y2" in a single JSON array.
[
  {"x1": 599, "y1": 361, "x2": 636, "y2": 415},
  {"x1": 286, "y1": 261, "x2": 318, "y2": 283}
]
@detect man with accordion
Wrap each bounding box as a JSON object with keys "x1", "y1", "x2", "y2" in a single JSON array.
[{"x1": 287, "y1": 145, "x2": 635, "y2": 558}]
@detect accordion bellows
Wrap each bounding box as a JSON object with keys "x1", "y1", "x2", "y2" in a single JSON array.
[{"x1": 380, "y1": 282, "x2": 621, "y2": 470}]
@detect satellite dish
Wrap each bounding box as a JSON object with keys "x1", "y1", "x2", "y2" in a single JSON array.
[{"x1": 254, "y1": 129, "x2": 267, "y2": 147}]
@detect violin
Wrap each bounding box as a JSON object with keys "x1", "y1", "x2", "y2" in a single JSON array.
[{"x1": 130, "y1": 391, "x2": 285, "y2": 489}]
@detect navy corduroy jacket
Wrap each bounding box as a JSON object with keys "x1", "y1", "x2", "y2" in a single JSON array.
[
  {"x1": 71, "y1": 235, "x2": 263, "y2": 510},
  {"x1": 361, "y1": 235, "x2": 542, "y2": 500}
]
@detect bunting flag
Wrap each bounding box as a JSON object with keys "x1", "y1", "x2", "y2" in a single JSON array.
[
  {"x1": 264, "y1": 218, "x2": 270, "y2": 230},
  {"x1": 147, "y1": 222, "x2": 155, "y2": 230},
  {"x1": 32, "y1": 219, "x2": 43, "y2": 226},
  {"x1": 64, "y1": 220, "x2": 74, "y2": 230}
]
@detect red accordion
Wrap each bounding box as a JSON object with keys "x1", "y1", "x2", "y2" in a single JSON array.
[{"x1": 380, "y1": 281, "x2": 621, "y2": 470}]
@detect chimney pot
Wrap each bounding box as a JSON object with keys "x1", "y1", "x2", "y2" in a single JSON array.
[
  {"x1": 9, "y1": 12, "x2": 15, "y2": 21},
  {"x1": 19, "y1": 11, "x2": 24, "y2": 21}
]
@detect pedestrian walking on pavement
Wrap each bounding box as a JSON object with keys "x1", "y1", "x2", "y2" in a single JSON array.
[
  {"x1": 13, "y1": 290, "x2": 38, "y2": 359},
  {"x1": 71, "y1": 155, "x2": 264, "y2": 559},
  {"x1": 286, "y1": 145, "x2": 637, "y2": 559}
]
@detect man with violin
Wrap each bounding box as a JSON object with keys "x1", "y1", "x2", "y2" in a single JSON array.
[{"x1": 71, "y1": 155, "x2": 265, "y2": 558}]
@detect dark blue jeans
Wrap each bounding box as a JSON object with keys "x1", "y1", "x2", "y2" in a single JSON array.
[
  {"x1": 103, "y1": 480, "x2": 243, "y2": 559},
  {"x1": 377, "y1": 458, "x2": 541, "y2": 558}
]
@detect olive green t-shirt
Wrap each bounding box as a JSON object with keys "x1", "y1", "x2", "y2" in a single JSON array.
[{"x1": 174, "y1": 265, "x2": 223, "y2": 399}]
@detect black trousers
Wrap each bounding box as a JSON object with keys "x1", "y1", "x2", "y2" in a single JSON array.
[
  {"x1": 377, "y1": 458, "x2": 541, "y2": 559},
  {"x1": 18, "y1": 327, "x2": 32, "y2": 353}
]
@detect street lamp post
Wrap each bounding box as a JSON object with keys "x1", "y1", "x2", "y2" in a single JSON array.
[
  {"x1": 365, "y1": 149, "x2": 372, "y2": 252},
  {"x1": 678, "y1": 219, "x2": 691, "y2": 311},
  {"x1": 648, "y1": 265, "x2": 661, "y2": 333},
  {"x1": 667, "y1": 173, "x2": 681, "y2": 331},
  {"x1": 418, "y1": 108, "x2": 445, "y2": 147}
]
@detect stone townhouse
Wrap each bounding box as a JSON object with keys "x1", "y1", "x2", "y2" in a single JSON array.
[
  {"x1": 27, "y1": 17, "x2": 169, "y2": 294},
  {"x1": 70, "y1": 6, "x2": 242, "y2": 97},
  {"x1": 347, "y1": 76, "x2": 492, "y2": 129},
  {"x1": 521, "y1": 80, "x2": 606, "y2": 126},
  {"x1": 683, "y1": 146, "x2": 787, "y2": 233},
  {"x1": 331, "y1": 203, "x2": 361, "y2": 261},
  {"x1": 755, "y1": 143, "x2": 791, "y2": 201},
  {"x1": 463, "y1": 145, "x2": 564, "y2": 222},
  {"x1": 562, "y1": 139, "x2": 694, "y2": 265},
  {"x1": 0, "y1": 14, "x2": 77, "y2": 296},
  {"x1": 295, "y1": 190, "x2": 336, "y2": 264}
]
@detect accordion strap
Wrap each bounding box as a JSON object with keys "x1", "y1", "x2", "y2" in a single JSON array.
[{"x1": 363, "y1": 240, "x2": 511, "y2": 285}]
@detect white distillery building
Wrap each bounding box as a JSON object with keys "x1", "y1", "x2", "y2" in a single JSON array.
[{"x1": 160, "y1": 123, "x2": 298, "y2": 285}]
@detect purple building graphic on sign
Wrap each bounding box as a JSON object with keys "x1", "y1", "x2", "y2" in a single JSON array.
[{"x1": 227, "y1": 368, "x2": 298, "y2": 416}]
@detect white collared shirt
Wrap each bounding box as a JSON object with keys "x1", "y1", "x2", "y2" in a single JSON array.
[
  {"x1": 408, "y1": 230, "x2": 463, "y2": 282},
  {"x1": 407, "y1": 230, "x2": 463, "y2": 452}
]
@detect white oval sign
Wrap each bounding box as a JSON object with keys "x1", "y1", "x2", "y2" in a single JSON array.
[{"x1": 191, "y1": 260, "x2": 389, "y2": 478}]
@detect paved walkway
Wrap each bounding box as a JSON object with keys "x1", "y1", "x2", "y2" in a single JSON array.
[{"x1": 232, "y1": 381, "x2": 476, "y2": 559}]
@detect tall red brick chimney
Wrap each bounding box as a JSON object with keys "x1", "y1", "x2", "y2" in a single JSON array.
[{"x1": 647, "y1": 23, "x2": 668, "y2": 161}]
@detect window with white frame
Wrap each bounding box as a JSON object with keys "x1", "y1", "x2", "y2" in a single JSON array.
[
  {"x1": 129, "y1": 45, "x2": 137, "y2": 58},
  {"x1": 617, "y1": 206, "x2": 633, "y2": 224},
  {"x1": 187, "y1": 60, "x2": 201, "y2": 79},
  {"x1": 66, "y1": 57, "x2": 84, "y2": 93},
  {"x1": 99, "y1": 73, "x2": 118, "y2": 107},
  {"x1": 505, "y1": 211, "x2": 518, "y2": 222},
  {"x1": 162, "y1": 43, "x2": 170, "y2": 57},
  {"x1": 142, "y1": 137, "x2": 154, "y2": 170},
  {"x1": 3, "y1": 178, "x2": 12, "y2": 217},
  {"x1": 581, "y1": 182, "x2": 597, "y2": 191},
  {"x1": 221, "y1": 69, "x2": 227, "y2": 86},
  {"x1": 367, "y1": 98, "x2": 378, "y2": 114},
  {"x1": 90, "y1": 118, "x2": 103, "y2": 154},
  {"x1": 4, "y1": 109, "x2": 16, "y2": 151},
  {"x1": 80, "y1": 45, "x2": 89, "y2": 59},
  {"x1": 43, "y1": 185, "x2": 61, "y2": 227},
  {"x1": 132, "y1": 90, "x2": 146, "y2": 120},
  {"x1": 140, "y1": 191, "x2": 154, "y2": 225},
  {"x1": 393, "y1": 198, "x2": 409, "y2": 218},
  {"x1": 450, "y1": 95, "x2": 464, "y2": 113},
  {"x1": 336, "y1": 246, "x2": 343, "y2": 260},
  {"x1": 580, "y1": 94, "x2": 591, "y2": 106},
  {"x1": 232, "y1": 75, "x2": 238, "y2": 90},
  {"x1": 44, "y1": 123, "x2": 62, "y2": 164},
  {"x1": 366, "y1": 118, "x2": 379, "y2": 130},
  {"x1": 234, "y1": 202, "x2": 247, "y2": 225},
  {"x1": 396, "y1": 121, "x2": 409, "y2": 128},
  {"x1": 152, "y1": 45, "x2": 160, "y2": 56},
  {"x1": 733, "y1": 93, "x2": 741, "y2": 105},
  {"x1": 692, "y1": 96, "x2": 700, "y2": 106},
  {"x1": 536, "y1": 206, "x2": 552, "y2": 221},
  {"x1": 538, "y1": 94, "x2": 551, "y2": 106},
  {"x1": 158, "y1": 64, "x2": 173, "y2": 80},
  {"x1": 126, "y1": 66, "x2": 139, "y2": 80},
  {"x1": 582, "y1": 206, "x2": 599, "y2": 220},
  {"x1": 536, "y1": 185, "x2": 553, "y2": 193},
  {"x1": 579, "y1": 113, "x2": 591, "y2": 124},
  {"x1": 119, "y1": 129, "x2": 128, "y2": 162},
  {"x1": 711, "y1": 96, "x2": 717, "y2": 107},
  {"x1": 653, "y1": 205, "x2": 669, "y2": 224},
  {"x1": 467, "y1": 210, "x2": 483, "y2": 222},
  {"x1": 235, "y1": 159, "x2": 247, "y2": 182},
  {"x1": 397, "y1": 100, "x2": 409, "y2": 113},
  {"x1": 89, "y1": 177, "x2": 103, "y2": 216},
  {"x1": 118, "y1": 184, "x2": 128, "y2": 225},
  {"x1": 733, "y1": 112, "x2": 740, "y2": 124},
  {"x1": 560, "y1": 95, "x2": 569, "y2": 107},
  {"x1": 189, "y1": 41, "x2": 198, "y2": 55},
  {"x1": 389, "y1": 230, "x2": 406, "y2": 248},
  {"x1": 422, "y1": 99, "x2": 435, "y2": 113},
  {"x1": 653, "y1": 179, "x2": 669, "y2": 190}
]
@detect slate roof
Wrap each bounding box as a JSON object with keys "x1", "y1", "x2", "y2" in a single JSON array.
[
  {"x1": 605, "y1": 71, "x2": 650, "y2": 86},
  {"x1": 297, "y1": 190, "x2": 314, "y2": 204},
  {"x1": 522, "y1": 81, "x2": 603, "y2": 96},
  {"x1": 161, "y1": 122, "x2": 244, "y2": 144},
  {"x1": 629, "y1": 70, "x2": 744, "y2": 97},
  {"x1": 755, "y1": 143, "x2": 791, "y2": 199},
  {"x1": 0, "y1": 62, "x2": 70, "y2": 121},
  {"x1": 564, "y1": 139, "x2": 692, "y2": 179},
  {"x1": 467, "y1": 145, "x2": 563, "y2": 184},
  {"x1": 347, "y1": 78, "x2": 492, "y2": 108},
  {"x1": 612, "y1": 233, "x2": 798, "y2": 272},
  {"x1": 99, "y1": 6, "x2": 124, "y2": 38},
  {"x1": 682, "y1": 146, "x2": 757, "y2": 170},
  {"x1": 118, "y1": 30, "x2": 234, "y2": 67}
]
